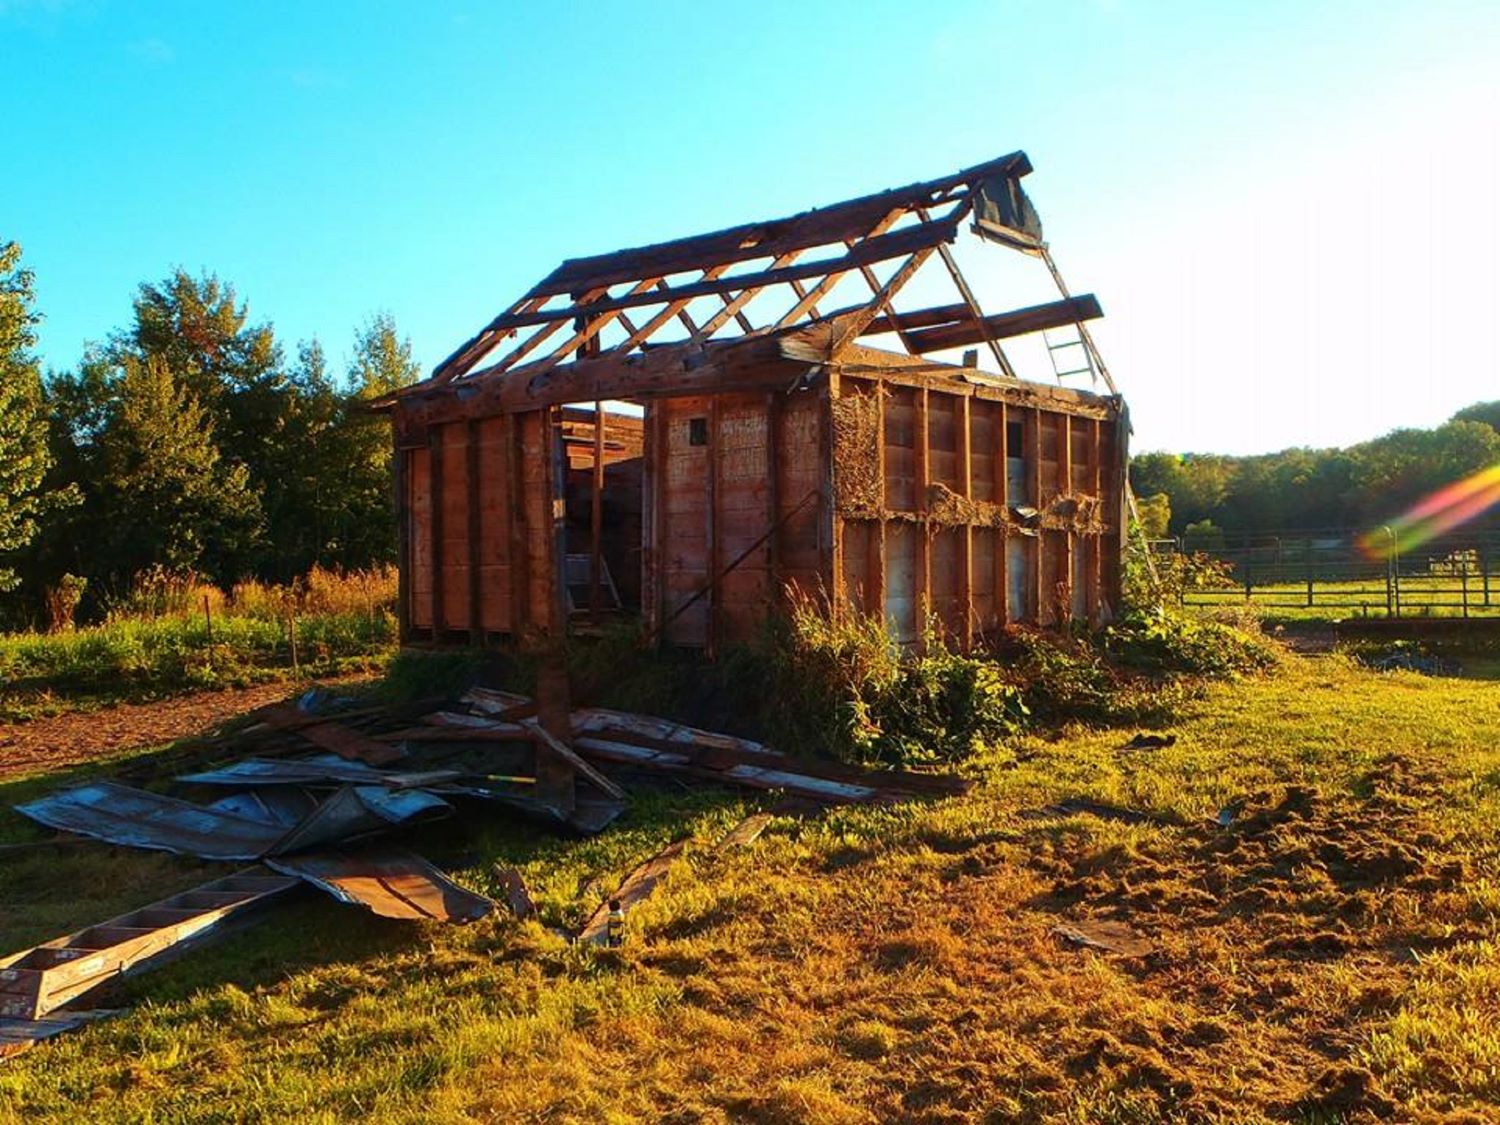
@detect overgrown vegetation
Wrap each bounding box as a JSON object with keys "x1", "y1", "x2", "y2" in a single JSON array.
[{"x1": 0, "y1": 565, "x2": 396, "y2": 717}]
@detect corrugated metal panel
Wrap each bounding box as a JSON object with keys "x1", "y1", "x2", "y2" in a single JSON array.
[
  {"x1": 266, "y1": 848, "x2": 493, "y2": 923},
  {"x1": 15, "y1": 783, "x2": 284, "y2": 860}
]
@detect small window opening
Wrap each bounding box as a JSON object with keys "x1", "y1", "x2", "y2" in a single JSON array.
[
  {"x1": 688, "y1": 417, "x2": 708, "y2": 446},
  {"x1": 1005, "y1": 420, "x2": 1025, "y2": 452}
]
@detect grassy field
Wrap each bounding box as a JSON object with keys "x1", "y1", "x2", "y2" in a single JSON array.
[
  {"x1": 1185, "y1": 575, "x2": 1500, "y2": 622},
  {"x1": 1, "y1": 653, "x2": 1499, "y2": 1122},
  {"x1": 0, "y1": 568, "x2": 398, "y2": 721}
]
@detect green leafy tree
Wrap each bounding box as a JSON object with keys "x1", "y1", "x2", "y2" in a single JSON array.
[
  {"x1": 88, "y1": 354, "x2": 263, "y2": 585},
  {"x1": 1135, "y1": 492, "x2": 1172, "y2": 539},
  {"x1": 1451, "y1": 400, "x2": 1500, "y2": 435},
  {"x1": 0, "y1": 241, "x2": 69, "y2": 593}
]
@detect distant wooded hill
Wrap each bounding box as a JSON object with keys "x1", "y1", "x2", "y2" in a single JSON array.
[{"x1": 1131, "y1": 402, "x2": 1500, "y2": 539}]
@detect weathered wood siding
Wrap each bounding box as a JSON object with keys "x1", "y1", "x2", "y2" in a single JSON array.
[
  {"x1": 643, "y1": 389, "x2": 825, "y2": 650},
  {"x1": 833, "y1": 371, "x2": 1124, "y2": 644}
]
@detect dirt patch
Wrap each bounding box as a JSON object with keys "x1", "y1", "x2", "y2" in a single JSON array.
[{"x1": 0, "y1": 678, "x2": 372, "y2": 781}]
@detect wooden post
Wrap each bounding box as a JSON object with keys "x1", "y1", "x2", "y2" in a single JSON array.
[
  {"x1": 997, "y1": 401, "x2": 1009, "y2": 626},
  {"x1": 1061, "y1": 415, "x2": 1073, "y2": 623},
  {"x1": 590, "y1": 402, "x2": 605, "y2": 623},
  {"x1": 1030, "y1": 408, "x2": 1043, "y2": 624},
  {"x1": 394, "y1": 440, "x2": 411, "y2": 644},
  {"x1": 467, "y1": 420, "x2": 483, "y2": 646},
  {"x1": 958, "y1": 393, "x2": 973, "y2": 650},
  {"x1": 288, "y1": 611, "x2": 299, "y2": 675},
  {"x1": 767, "y1": 393, "x2": 783, "y2": 608},
  {"x1": 548, "y1": 406, "x2": 569, "y2": 641},
  {"x1": 707, "y1": 396, "x2": 722, "y2": 658},
  {"x1": 1088, "y1": 418, "x2": 1102, "y2": 623},
  {"x1": 505, "y1": 412, "x2": 527, "y2": 639},
  {"x1": 203, "y1": 594, "x2": 215, "y2": 671},
  {"x1": 429, "y1": 426, "x2": 445, "y2": 637},
  {"x1": 823, "y1": 369, "x2": 844, "y2": 617},
  {"x1": 640, "y1": 403, "x2": 661, "y2": 644},
  {"x1": 873, "y1": 382, "x2": 886, "y2": 626},
  {"x1": 1305, "y1": 537, "x2": 1314, "y2": 608},
  {"x1": 916, "y1": 384, "x2": 931, "y2": 644}
]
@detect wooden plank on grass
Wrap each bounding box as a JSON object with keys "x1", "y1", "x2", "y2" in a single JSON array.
[{"x1": 577, "y1": 839, "x2": 688, "y2": 945}]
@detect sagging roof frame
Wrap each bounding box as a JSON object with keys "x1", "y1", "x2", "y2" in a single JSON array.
[{"x1": 400, "y1": 150, "x2": 1114, "y2": 409}]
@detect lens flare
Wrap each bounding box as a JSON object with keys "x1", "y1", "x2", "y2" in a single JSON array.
[{"x1": 1359, "y1": 463, "x2": 1500, "y2": 557}]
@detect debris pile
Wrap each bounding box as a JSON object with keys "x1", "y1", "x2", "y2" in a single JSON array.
[{"x1": 2, "y1": 685, "x2": 968, "y2": 1056}]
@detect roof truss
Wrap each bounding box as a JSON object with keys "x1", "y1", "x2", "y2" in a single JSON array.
[{"x1": 416, "y1": 151, "x2": 1106, "y2": 399}]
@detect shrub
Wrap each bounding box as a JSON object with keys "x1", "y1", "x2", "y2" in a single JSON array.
[
  {"x1": 761, "y1": 596, "x2": 1028, "y2": 768},
  {"x1": 1105, "y1": 607, "x2": 1277, "y2": 677}
]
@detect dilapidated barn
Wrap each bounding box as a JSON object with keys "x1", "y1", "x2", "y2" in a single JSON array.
[{"x1": 385, "y1": 152, "x2": 1128, "y2": 653}]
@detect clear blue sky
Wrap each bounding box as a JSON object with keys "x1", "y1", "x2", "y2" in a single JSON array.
[{"x1": 6, "y1": 0, "x2": 1498, "y2": 454}]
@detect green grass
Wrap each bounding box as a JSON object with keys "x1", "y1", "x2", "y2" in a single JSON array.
[
  {"x1": 1, "y1": 655, "x2": 1499, "y2": 1121},
  {"x1": 0, "y1": 610, "x2": 397, "y2": 720}
]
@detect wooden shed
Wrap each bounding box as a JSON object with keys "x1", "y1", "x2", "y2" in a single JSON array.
[{"x1": 384, "y1": 152, "x2": 1129, "y2": 653}]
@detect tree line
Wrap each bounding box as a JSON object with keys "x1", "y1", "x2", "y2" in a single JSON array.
[
  {"x1": 1130, "y1": 403, "x2": 1500, "y2": 543},
  {"x1": 0, "y1": 239, "x2": 419, "y2": 627}
]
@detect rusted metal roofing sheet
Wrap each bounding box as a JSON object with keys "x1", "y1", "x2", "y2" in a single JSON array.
[
  {"x1": 266, "y1": 848, "x2": 493, "y2": 923},
  {"x1": 179, "y1": 756, "x2": 463, "y2": 790},
  {"x1": 265, "y1": 786, "x2": 451, "y2": 855},
  {"x1": 15, "y1": 782, "x2": 284, "y2": 860}
]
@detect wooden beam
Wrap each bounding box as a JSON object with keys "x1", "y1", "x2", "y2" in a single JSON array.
[
  {"x1": 767, "y1": 392, "x2": 783, "y2": 609},
  {"x1": 902, "y1": 295, "x2": 1103, "y2": 355},
  {"x1": 824, "y1": 371, "x2": 843, "y2": 615},
  {"x1": 828, "y1": 246, "x2": 942, "y2": 356},
  {"x1": 640, "y1": 404, "x2": 662, "y2": 644},
  {"x1": 1030, "y1": 408, "x2": 1043, "y2": 625},
  {"x1": 548, "y1": 406, "x2": 569, "y2": 640},
  {"x1": 861, "y1": 302, "x2": 970, "y2": 338},
  {"x1": 1062, "y1": 414, "x2": 1074, "y2": 623},
  {"x1": 689, "y1": 248, "x2": 806, "y2": 342},
  {"x1": 506, "y1": 413, "x2": 528, "y2": 636},
  {"x1": 488, "y1": 218, "x2": 960, "y2": 334}
]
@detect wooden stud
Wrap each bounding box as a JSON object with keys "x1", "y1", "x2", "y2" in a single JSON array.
[
  {"x1": 466, "y1": 420, "x2": 483, "y2": 645},
  {"x1": 997, "y1": 401, "x2": 1009, "y2": 625},
  {"x1": 395, "y1": 443, "x2": 411, "y2": 643},
  {"x1": 1089, "y1": 418, "x2": 1102, "y2": 623},
  {"x1": 916, "y1": 385, "x2": 930, "y2": 643},
  {"x1": 874, "y1": 383, "x2": 887, "y2": 625},
  {"x1": 767, "y1": 392, "x2": 783, "y2": 607},
  {"x1": 429, "y1": 425, "x2": 446, "y2": 636},
  {"x1": 548, "y1": 405, "x2": 569, "y2": 640},
  {"x1": 640, "y1": 403, "x2": 660, "y2": 644},
  {"x1": 1031, "y1": 408, "x2": 1043, "y2": 624},
  {"x1": 959, "y1": 393, "x2": 973, "y2": 650},
  {"x1": 707, "y1": 396, "x2": 722, "y2": 657},
  {"x1": 506, "y1": 413, "x2": 529, "y2": 638},
  {"x1": 1062, "y1": 413, "x2": 1073, "y2": 623},
  {"x1": 590, "y1": 402, "x2": 605, "y2": 623},
  {"x1": 824, "y1": 370, "x2": 844, "y2": 616}
]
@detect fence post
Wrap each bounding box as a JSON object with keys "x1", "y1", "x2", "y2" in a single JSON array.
[
  {"x1": 1244, "y1": 560, "x2": 1252, "y2": 603},
  {"x1": 1305, "y1": 537, "x2": 1314, "y2": 608},
  {"x1": 203, "y1": 594, "x2": 215, "y2": 671},
  {"x1": 288, "y1": 612, "x2": 300, "y2": 676},
  {"x1": 1483, "y1": 541, "x2": 1492, "y2": 607},
  {"x1": 1462, "y1": 553, "x2": 1470, "y2": 620}
]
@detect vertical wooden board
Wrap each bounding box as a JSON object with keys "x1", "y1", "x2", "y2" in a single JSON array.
[
  {"x1": 409, "y1": 446, "x2": 433, "y2": 629},
  {"x1": 519, "y1": 411, "x2": 554, "y2": 634},
  {"x1": 972, "y1": 527, "x2": 998, "y2": 633},
  {"x1": 1006, "y1": 535, "x2": 1032, "y2": 624},
  {"x1": 662, "y1": 397, "x2": 711, "y2": 645},
  {"x1": 916, "y1": 388, "x2": 930, "y2": 636},
  {"x1": 476, "y1": 416, "x2": 513, "y2": 633},
  {"x1": 842, "y1": 520, "x2": 874, "y2": 615},
  {"x1": 1040, "y1": 530, "x2": 1066, "y2": 626},
  {"x1": 884, "y1": 522, "x2": 919, "y2": 644},
  {"x1": 929, "y1": 527, "x2": 963, "y2": 642},
  {"x1": 440, "y1": 423, "x2": 470, "y2": 632},
  {"x1": 640, "y1": 402, "x2": 661, "y2": 639},
  {"x1": 777, "y1": 389, "x2": 824, "y2": 600},
  {"x1": 970, "y1": 401, "x2": 997, "y2": 503},
  {"x1": 883, "y1": 386, "x2": 916, "y2": 512},
  {"x1": 1070, "y1": 417, "x2": 1093, "y2": 494},
  {"x1": 1071, "y1": 535, "x2": 1088, "y2": 620},
  {"x1": 927, "y1": 391, "x2": 958, "y2": 489},
  {"x1": 1039, "y1": 413, "x2": 1061, "y2": 504},
  {"x1": 717, "y1": 395, "x2": 772, "y2": 644}
]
